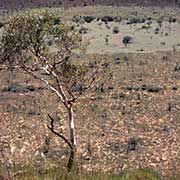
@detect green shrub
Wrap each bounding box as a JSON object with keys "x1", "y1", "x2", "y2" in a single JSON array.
[
  {"x1": 157, "y1": 18, "x2": 163, "y2": 27},
  {"x1": 83, "y1": 16, "x2": 95, "y2": 23}
]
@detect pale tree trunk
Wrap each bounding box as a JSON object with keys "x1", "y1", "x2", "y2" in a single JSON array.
[{"x1": 67, "y1": 106, "x2": 77, "y2": 170}]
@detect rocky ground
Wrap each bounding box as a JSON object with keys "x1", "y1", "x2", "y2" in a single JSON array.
[{"x1": 0, "y1": 52, "x2": 180, "y2": 177}]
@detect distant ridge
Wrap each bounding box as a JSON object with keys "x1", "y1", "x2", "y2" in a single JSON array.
[{"x1": 0, "y1": 0, "x2": 180, "y2": 9}]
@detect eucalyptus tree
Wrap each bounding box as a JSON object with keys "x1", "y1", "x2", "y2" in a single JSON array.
[{"x1": 0, "y1": 10, "x2": 110, "y2": 170}]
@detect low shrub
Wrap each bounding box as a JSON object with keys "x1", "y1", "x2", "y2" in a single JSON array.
[
  {"x1": 101, "y1": 16, "x2": 114, "y2": 23},
  {"x1": 142, "y1": 25, "x2": 151, "y2": 30},
  {"x1": 2, "y1": 83, "x2": 25, "y2": 93},
  {"x1": 122, "y1": 36, "x2": 133, "y2": 46},
  {"x1": 174, "y1": 63, "x2": 180, "y2": 71},
  {"x1": 0, "y1": 21, "x2": 5, "y2": 28},
  {"x1": 169, "y1": 17, "x2": 177, "y2": 23},
  {"x1": 113, "y1": 26, "x2": 119, "y2": 34},
  {"x1": 127, "y1": 17, "x2": 146, "y2": 24},
  {"x1": 53, "y1": 17, "x2": 61, "y2": 25},
  {"x1": 157, "y1": 18, "x2": 163, "y2": 27},
  {"x1": 120, "y1": 169, "x2": 161, "y2": 180},
  {"x1": 83, "y1": 16, "x2": 95, "y2": 23},
  {"x1": 155, "y1": 28, "x2": 159, "y2": 34},
  {"x1": 72, "y1": 15, "x2": 82, "y2": 23},
  {"x1": 79, "y1": 26, "x2": 88, "y2": 34}
]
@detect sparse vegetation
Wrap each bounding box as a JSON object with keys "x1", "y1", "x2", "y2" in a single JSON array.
[
  {"x1": 83, "y1": 16, "x2": 95, "y2": 23},
  {"x1": 0, "y1": 4, "x2": 180, "y2": 180},
  {"x1": 0, "y1": 10, "x2": 110, "y2": 171},
  {"x1": 101, "y1": 15, "x2": 114, "y2": 23},
  {"x1": 127, "y1": 17, "x2": 145, "y2": 24},
  {"x1": 0, "y1": 166, "x2": 164, "y2": 180},
  {"x1": 157, "y1": 18, "x2": 163, "y2": 27},
  {"x1": 123, "y1": 36, "x2": 133, "y2": 46},
  {"x1": 113, "y1": 26, "x2": 119, "y2": 34},
  {"x1": 0, "y1": 21, "x2": 5, "y2": 28}
]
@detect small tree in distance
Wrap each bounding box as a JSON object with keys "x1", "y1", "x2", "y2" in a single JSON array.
[{"x1": 0, "y1": 10, "x2": 111, "y2": 170}]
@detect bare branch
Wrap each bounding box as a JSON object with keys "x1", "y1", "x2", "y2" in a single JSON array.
[{"x1": 47, "y1": 114, "x2": 73, "y2": 150}]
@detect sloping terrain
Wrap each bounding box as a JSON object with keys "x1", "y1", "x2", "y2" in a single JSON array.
[
  {"x1": 0, "y1": 0, "x2": 180, "y2": 9},
  {"x1": 0, "y1": 52, "x2": 180, "y2": 177},
  {"x1": 0, "y1": 5, "x2": 180, "y2": 179}
]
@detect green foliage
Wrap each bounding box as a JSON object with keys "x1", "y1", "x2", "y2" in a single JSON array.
[
  {"x1": 0, "y1": 10, "x2": 92, "y2": 93},
  {"x1": 60, "y1": 60, "x2": 87, "y2": 79},
  {"x1": 0, "y1": 10, "x2": 82, "y2": 66},
  {"x1": 0, "y1": 10, "x2": 111, "y2": 101},
  {"x1": 1, "y1": 11, "x2": 51, "y2": 63}
]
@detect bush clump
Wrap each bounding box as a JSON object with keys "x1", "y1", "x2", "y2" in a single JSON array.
[
  {"x1": 120, "y1": 169, "x2": 161, "y2": 180},
  {"x1": 122, "y1": 36, "x2": 133, "y2": 46},
  {"x1": 83, "y1": 16, "x2": 95, "y2": 23},
  {"x1": 157, "y1": 18, "x2": 163, "y2": 27},
  {"x1": 127, "y1": 17, "x2": 146, "y2": 24},
  {"x1": 72, "y1": 15, "x2": 82, "y2": 24},
  {"x1": 54, "y1": 17, "x2": 61, "y2": 25},
  {"x1": 101, "y1": 16, "x2": 114, "y2": 23},
  {"x1": 2, "y1": 83, "x2": 25, "y2": 93},
  {"x1": 154, "y1": 28, "x2": 159, "y2": 34},
  {"x1": 169, "y1": 17, "x2": 177, "y2": 23},
  {"x1": 113, "y1": 26, "x2": 119, "y2": 34},
  {"x1": 0, "y1": 21, "x2": 5, "y2": 28}
]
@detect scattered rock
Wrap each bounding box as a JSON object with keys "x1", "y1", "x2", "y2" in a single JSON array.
[{"x1": 1, "y1": 83, "x2": 25, "y2": 93}]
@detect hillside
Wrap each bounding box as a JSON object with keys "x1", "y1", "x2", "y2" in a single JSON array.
[
  {"x1": 0, "y1": 4, "x2": 180, "y2": 179},
  {"x1": 0, "y1": 0, "x2": 180, "y2": 9}
]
